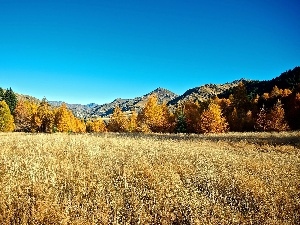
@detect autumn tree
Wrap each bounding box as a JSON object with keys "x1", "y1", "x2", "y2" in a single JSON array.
[
  {"x1": 108, "y1": 106, "x2": 128, "y2": 132},
  {"x1": 255, "y1": 106, "x2": 268, "y2": 131},
  {"x1": 137, "y1": 94, "x2": 173, "y2": 133},
  {"x1": 34, "y1": 99, "x2": 54, "y2": 133},
  {"x1": 266, "y1": 101, "x2": 289, "y2": 131},
  {"x1": 127, "y1": 111, "x2": 138, "y2": 132},
  {"x1": 14, "y1": 100, "x2": 36, "y2": 132},
  {"x1": 158, "y1": 103, "x2": 176, "y2": 133},
  {"x1": 54, "y1": 103, "x2": 75, "y2": 133},
  {"x1": 182, "y1": 100, "x2": 202, "y2": 133},
  {"x1": 3, "y1": 87, "x2": 17, "y2": 114},
  {"x1": 282, "y1": 88, "x2": 292, "y2": 97},
  {"x1": 86, "y1": 118, "x2": 107, "y2": 133},
  {"x1": 137, "y1": 94, "x2": 158, "y2": 132},
  {"x1": 199, "y1": 102, "x2": 228, "y2": 133},
  {"x1": 0, "y1": 100, "x2": 15, "y2": 132},
  {"x1": 74, "y1": 118, "x2": 86, "y2": 133}
]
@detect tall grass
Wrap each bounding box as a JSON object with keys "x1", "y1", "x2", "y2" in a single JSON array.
[{"x1": 0, "y1": 132, "x2": 299, "y2": 224}]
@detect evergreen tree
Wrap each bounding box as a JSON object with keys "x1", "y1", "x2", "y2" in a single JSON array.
[
  {"x1": 4, "y1": 87, "x2": 17, "y2": 114},
  {"x1": 175, "y1": 108, "x2": 187, "y2": 133},
  {"x1": 0, "y1": 100, "x2": 15, "y2": 132},
  {"x1": 0, "y1": 87, "x2": 4, "y2": 101}
]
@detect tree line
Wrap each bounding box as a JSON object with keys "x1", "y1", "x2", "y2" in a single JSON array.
[{"x1": 0, "y1": 83, "x2": 299, "y2": 133}]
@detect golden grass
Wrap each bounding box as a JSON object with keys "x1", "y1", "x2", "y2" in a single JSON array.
[{"x1": 0, "y1": 132, "x2": 299, "y2": 224}]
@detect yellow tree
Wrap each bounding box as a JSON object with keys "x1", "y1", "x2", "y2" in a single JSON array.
[
  {"x1": 266, "y1": 101, "x2": 289, "y2": 131},
  {"x1": 159, "y1": 103, "x2": 176, "y2": 133},
  {"x1": 34, "y1": 99, "x2": 54, "y2": 133},
  {"x1": 255, "y1": 106, "x2": 268, "y2": 131},
  {"x1": 270, "y1": 85, "x2": 283, "y2": 98},
  {"x1": 0, "y1": 100, "x2": 15, "y2": 132},
  {"x1": 199, "y1": 102, "x2": 228, "y2": 133},
  {"x1": 54, "y1": 103, "x2": 75, "y2": 132},
  {"x1": 282, "y1": 89, "x2": 292, "y2": 97},
  {"x1": 137, "y1": 95, "x2": 161, "y2": 132},
  {"x1": 14, "y1": 100, "x2": 34, "y2": 132},
  {"x1": 137, "y1": 95, "x2": 174, "y2": 133},
  {"x1": 127, "y1": 111, "x2": 138, "y2": 132},
  {"x1": 74, "y1": 118, "x2": 86, "y2": 133},
  {"x1": 182, "y1": 100, "x2": 202, "y2": 133},
  {"x1": 108, "y1": 106, "x2": 128, "y2": 132},
  {"x1": 86, "y1": 118, "x2": 107, "y2": 133}
]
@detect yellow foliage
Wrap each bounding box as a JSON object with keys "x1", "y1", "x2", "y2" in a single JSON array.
[
  {"x1": 200, "y1": 102, "x2": 228, "y2": 133},
  {"x1": 267, "y1": 101, "x2": 289, "y2": 131},
  {"x1": 0, "y1": 100, "x2": 15, "y2": 132},
  {"x1": 137, "y1": 95, "x2": 174, "y2": 133},
  {"x1": 183, "y1": 100, "x2": 202, "y2": 133},
  {"x1": 54, "y1": 103, "x2": 77, "y2": 133},
  {"x1": 127, "y1": 111, "x2": 138, "y2": 132},
  {"x1": 108, "y1": 106, "x2": 128, "y2": 132},
  {"x1": 14, "y1": 100, "x2": 36, "y2": 132},
  {"x1": 34, "y1": 99, "x2": 54, "y2": 133},
  {"x1": 86, "y1": 118, "x2": 107, "y2": 133}
]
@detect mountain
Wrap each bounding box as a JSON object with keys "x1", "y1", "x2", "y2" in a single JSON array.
[
  {"x1": 169, "y1": 66, "x2": 300, "y2": 107},
  {"x1": 88, "y1": 87, "x2": 178, "y2": 118},
  {"x1": 49, "y1": 88, "x2": 178, "y2": 119},
  {"x1": 167, "y1": 79, "x2": 248, "y2": 106},
  {"x1": 5, "y1": 66, "x2": 299, "y2": 119},
  {"x1": 218, "y1": 66, "x2": 300, "y2": 99}
]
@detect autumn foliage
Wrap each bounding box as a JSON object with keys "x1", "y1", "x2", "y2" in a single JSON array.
[
  {"x1": 0, "y1": 100, "x2": 14, "y2": 132},
  {"x1": 0, "y1": 83, "x2": 299, "y2": 134}
]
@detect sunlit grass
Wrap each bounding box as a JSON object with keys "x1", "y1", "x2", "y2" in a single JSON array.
[{"x1": 0, "y1": 132, "x2": 299, "y2": 224}]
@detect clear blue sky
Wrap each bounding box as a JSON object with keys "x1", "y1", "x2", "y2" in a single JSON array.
[{"x1": 0, "y1": 0, "x2": 299, "y2": 104}]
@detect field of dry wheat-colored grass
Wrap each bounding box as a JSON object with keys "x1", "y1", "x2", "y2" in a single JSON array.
[{"x1": 0, "y1": 132, "x2": 299, "y2": 225}]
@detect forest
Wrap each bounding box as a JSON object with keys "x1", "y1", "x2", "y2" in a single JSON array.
[{"x1": 1, "y1": 80, "x2": 300, "y2": 134}]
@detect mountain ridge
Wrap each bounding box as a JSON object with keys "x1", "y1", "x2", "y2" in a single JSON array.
[{"x1": 8, "y1": 66, "x2": 300, "y2": 119}]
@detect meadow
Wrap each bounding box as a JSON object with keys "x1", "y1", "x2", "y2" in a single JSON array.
[{"x1": 0, "y1": 132, "x2": 299, "y2": 225}]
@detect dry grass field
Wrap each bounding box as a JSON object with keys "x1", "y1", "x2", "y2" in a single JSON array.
[{"x1": 0, "y1": 132, "x2": 299, "y2": 225}]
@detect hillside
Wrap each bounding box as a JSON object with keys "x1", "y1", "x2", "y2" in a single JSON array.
[
  {"x1": 49, "y1": 87, "x2": 178, "y2": 118},
  {"x1": 167, "y1": 79, "x2": 248, "y2": 106},
  {"x1": 218, "y1": 66, "x2": 300, "y2": 99},
  {"x1": 3, "y1": 66, "x2": 299, "y2": 119}
]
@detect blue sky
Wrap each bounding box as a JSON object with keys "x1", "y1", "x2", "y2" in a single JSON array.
[{"x1": 0, "y1": 0, "x2": 299, "y2": 104}]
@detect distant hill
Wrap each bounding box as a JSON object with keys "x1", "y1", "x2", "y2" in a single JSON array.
[
  {"x1": 167, "y1": 79, "x2": 248, "y2": 106},
  {"x1": 49, "y1": 87, "x2": 178, "y2": 118},
  {"x1": 218, "y1": 66, "x2": 300, "y2": 99},
  {"x1": 3, "y1": 66, "x2": 299, "y2": 119}
]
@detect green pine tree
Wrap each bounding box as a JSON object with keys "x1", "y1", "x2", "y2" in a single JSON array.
[
  {"x1": 4, "y1": 88, "x2": 17, "y2": 114},
  {"x1": 175, "y1": 110, "x2": 187, "y2": 133},
  {"x1": 0, "y1": 87, "x2": 4, "y2": 101}
]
